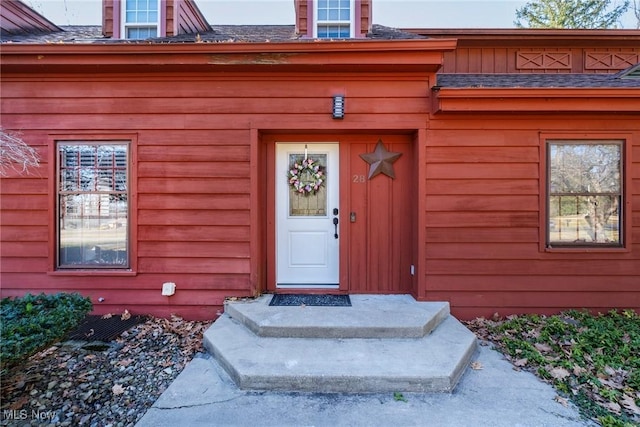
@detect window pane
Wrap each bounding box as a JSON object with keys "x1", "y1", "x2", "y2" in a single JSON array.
[
  {"x1": 58, "y1": 143, "x2": 129, "y2": 268},
  {"x1": 550, "y1": 144, "x2": 620, "y2": 193},
  {"x1": 549, "y1": 195, "x2": 620, "y2": 244},
  {"x1": 548, "y1": 142, "x2": 623, "y2": 247},
  {"x1": 127, "y1": 27, "x2": 157, "y2": 39},
  {"x1": 317, "y1": 24, "x2": 350, "y2": 38}
]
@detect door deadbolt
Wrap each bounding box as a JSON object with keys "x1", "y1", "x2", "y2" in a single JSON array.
[{"x1": 350, "y1": 212, "x2": 356, "y2": 223}]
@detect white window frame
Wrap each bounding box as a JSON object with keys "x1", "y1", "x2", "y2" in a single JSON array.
[
  {"x1": 120, "y1": 0, "x2": 161, "y2": 40},
  {"x1": 313, "y1": 0, "x2": 355, "y2": 38}
]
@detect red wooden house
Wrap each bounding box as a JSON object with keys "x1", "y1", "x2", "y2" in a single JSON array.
[{"x1": 1, "y1": 0, "x2": 639, "y2": 320}]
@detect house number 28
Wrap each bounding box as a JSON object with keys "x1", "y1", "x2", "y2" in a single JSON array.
[{"x1": 352, "y1": 174, "x2": 366, "y2": 183}]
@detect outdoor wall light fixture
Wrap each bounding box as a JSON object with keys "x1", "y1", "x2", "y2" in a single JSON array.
[{"x1": 332, "y1": 95, "x2": 345, "y2": 119}]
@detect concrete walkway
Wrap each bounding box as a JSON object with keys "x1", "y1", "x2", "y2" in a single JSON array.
[{"x1": 136, "y1": 342, "x2": 593, "y2": 427}]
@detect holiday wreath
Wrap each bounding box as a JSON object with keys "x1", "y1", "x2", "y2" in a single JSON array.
[{"x1": 288, "y1": 157, "x2": 325, "y2": 195}]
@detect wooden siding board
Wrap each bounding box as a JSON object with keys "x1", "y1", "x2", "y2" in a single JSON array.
[
  {"x1": 425, "y1": 195, "x2": 539, "y2": 211},
  {"x1": 138, "y1": 161, "x2": 250, "y2": 178},
  {"x1": 1, "y1": 242, "x2": 48, "y2": 258},
  {"x1": 2, "y1": 97, "x2": 429, "y2": 115},
  {"x1": 427, "y1": 291, "x2": 640, "y2": 309},
  {"x1": 425, "y1": 212, "x2": 538, "y2": 228},
  {"x1": 0, "y1": 272, "x2": 250, "y2": 290},
  {"x1": 426, "y1": 147, "x2": 539, "y2": 163},
  {"x1": 1, "y1": 211, "x2": 48, "y2": 225},
  {"x1": 3, "y1": 114, "x2": 429, "y2": 131},
  {"x1": 425, "y1": 260, "x2": 639, "y2": 276},
  {"x1": 138, "y1": 258, "x2": 249, "y2": 274},
  {"x1": 137, "y1": 178, "x2": 251, "y2": 194},
  {"x1": 0, "y1": 178, "x2": 48, "y2": 194},
  {"x1": 1, "y1": 79, "x2": 429, "y2": 99},
  {"x1": 138, "y1": 241, "x2": 250, "y2": 258},
  {"x1": 138, "y1": 146, "x2": 249, "y2": 162},
  {"x1": 0, "y1": 194, "x2": 48, "y2": 210},
  {"x1": 426, "y1": 275, "x2": 640, "y2": 292},
  {"x1": 425, "y1": 163, "x2": 539, "y2": 179},
  {"x1": 425, "y1": 179, "x2": 540, "y2": 195},
  {"x1": 137, "y1": 130, "x2": 250, "y2": 146},
  {"x1": 1, "y1": 226, "x2": 48, "y2": 242},
  {"x1": 425, "y1": 227, "x2": 539, "y2": 243},
  {"x1": 138, "y1": 225, "x2": 250, "y2": 242},
  {"x1": 426, "y1": 129, "x2": 539, "y2": 147},
  {"x1": 137, "y1": 194, "x2": 250, "y2": 210},
  {"x1": 138, "y1": 209, "x2": 250, "y2": 226}
]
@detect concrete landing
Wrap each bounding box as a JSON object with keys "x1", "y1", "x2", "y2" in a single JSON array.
[
  {"x1": 203, "y1": 294, "x2": 477, "y2": 393},
  {"x1": 224, "y1": 294, "x2": 450, "y2": 338}
]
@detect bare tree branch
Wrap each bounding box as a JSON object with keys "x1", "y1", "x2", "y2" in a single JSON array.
[{"x1": 0, "y1": 128, "x2": 40, "y2": 176}]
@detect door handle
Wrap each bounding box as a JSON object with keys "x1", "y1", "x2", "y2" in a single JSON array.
[{"x1": 333, "y1": 217, "x2": 339, "y2": 239}]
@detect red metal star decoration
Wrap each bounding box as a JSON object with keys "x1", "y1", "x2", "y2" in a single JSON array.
[{"x1": 359, "y1": 139, "x2": 402, "y2": 179}]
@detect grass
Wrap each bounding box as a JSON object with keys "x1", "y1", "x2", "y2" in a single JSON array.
[{"x1": 466, "y1": 309, "x2": 640, "y2": 427}]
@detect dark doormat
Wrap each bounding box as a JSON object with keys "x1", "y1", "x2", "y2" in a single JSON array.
[
  {"x1": 65, "y1": 314, "x2": 148, "y2": 342},
  {"x1": 269, "y1": 294, "x2": 351, "y2": 307}
]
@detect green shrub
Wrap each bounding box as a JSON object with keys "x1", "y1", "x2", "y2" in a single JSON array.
[{"x1": 1, "y1": 293, "x2": 92, "y2": 372}]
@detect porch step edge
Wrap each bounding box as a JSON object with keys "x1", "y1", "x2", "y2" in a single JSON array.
[
  {"x1": 224, "y1": 294, "x2": 450, "y2": 339},
  {"x1": 203, "y1": 314, "x2": 477, "y2": 393}
]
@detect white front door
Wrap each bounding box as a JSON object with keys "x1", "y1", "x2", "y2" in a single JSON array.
[{"x1": 276, "y1": 143, "x2": 339, "y2": 288}]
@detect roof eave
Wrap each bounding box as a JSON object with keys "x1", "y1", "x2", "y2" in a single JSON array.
[{"x1": 0, "y1": 39, "x2": 458, "y2": 74}]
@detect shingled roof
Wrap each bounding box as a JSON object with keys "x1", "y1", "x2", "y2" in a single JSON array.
[
  {"x1": 0, "y1": 23, "x2": 425, "y2": 44},
  {"x1": 437, "y1": 71, "x2": 640, "y2": 89}
]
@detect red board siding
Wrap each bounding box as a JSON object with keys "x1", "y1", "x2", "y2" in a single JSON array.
[
  {"x1": 0, "y1": 72, "x2": 431, "y2": 319},
  {"x1": 441, "y1": 47, "x2": 640, "y2": 74},
  {"x1": 423, "y1": 120, "x2": 640, "y2": 319}
]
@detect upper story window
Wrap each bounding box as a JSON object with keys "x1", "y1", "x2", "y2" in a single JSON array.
[
  {"x1": 57, "y1": 142, "x2": 130, "y2": 268},
  {"x1": 122, "y1": 0, "x2": 159, "y2": 39},
  {"x1": 316, "y1": 0, "x2": 354, "y2": 38},
  {"x1": 547, "y1": 141, "x2": 623, "y2": 248}
]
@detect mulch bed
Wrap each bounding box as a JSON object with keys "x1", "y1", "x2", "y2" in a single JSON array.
[{"x1": 0, "y1": 315, "x2": 211, "y2": 427}]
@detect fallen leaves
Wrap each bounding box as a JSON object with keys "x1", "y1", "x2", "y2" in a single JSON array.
[
  {"x1": 554, "y1": 395, "x2": 569, "y2": 407},
  {"x1": 0, "y1": 314, "x2": 212, "y2": 427},
  {"x1": 514, "y1": 358, "x2": 528, "y2": 367},
  {"x1": 112, "y1": 383, "x2": 125, "y2": 395},
  {"x1": 470, "y1": 361, "x2": 483, "y2": 370},
  {"x1": 620, "y1": 394, "x2": 640, "y2": 416},
  {"x1": 548, "y1": 367, "x2": 571, "y2": 380},
  {"x1": 464, "y1": 310, "x2": 640, "y2": 425}
]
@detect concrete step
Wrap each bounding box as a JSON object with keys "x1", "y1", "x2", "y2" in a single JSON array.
[
  {"x1": 224, "y1": 294, "x2": 450, "y2": 339},
  {"x1": 203, "y1": 295, "x2": 478, "y2": 393}
]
